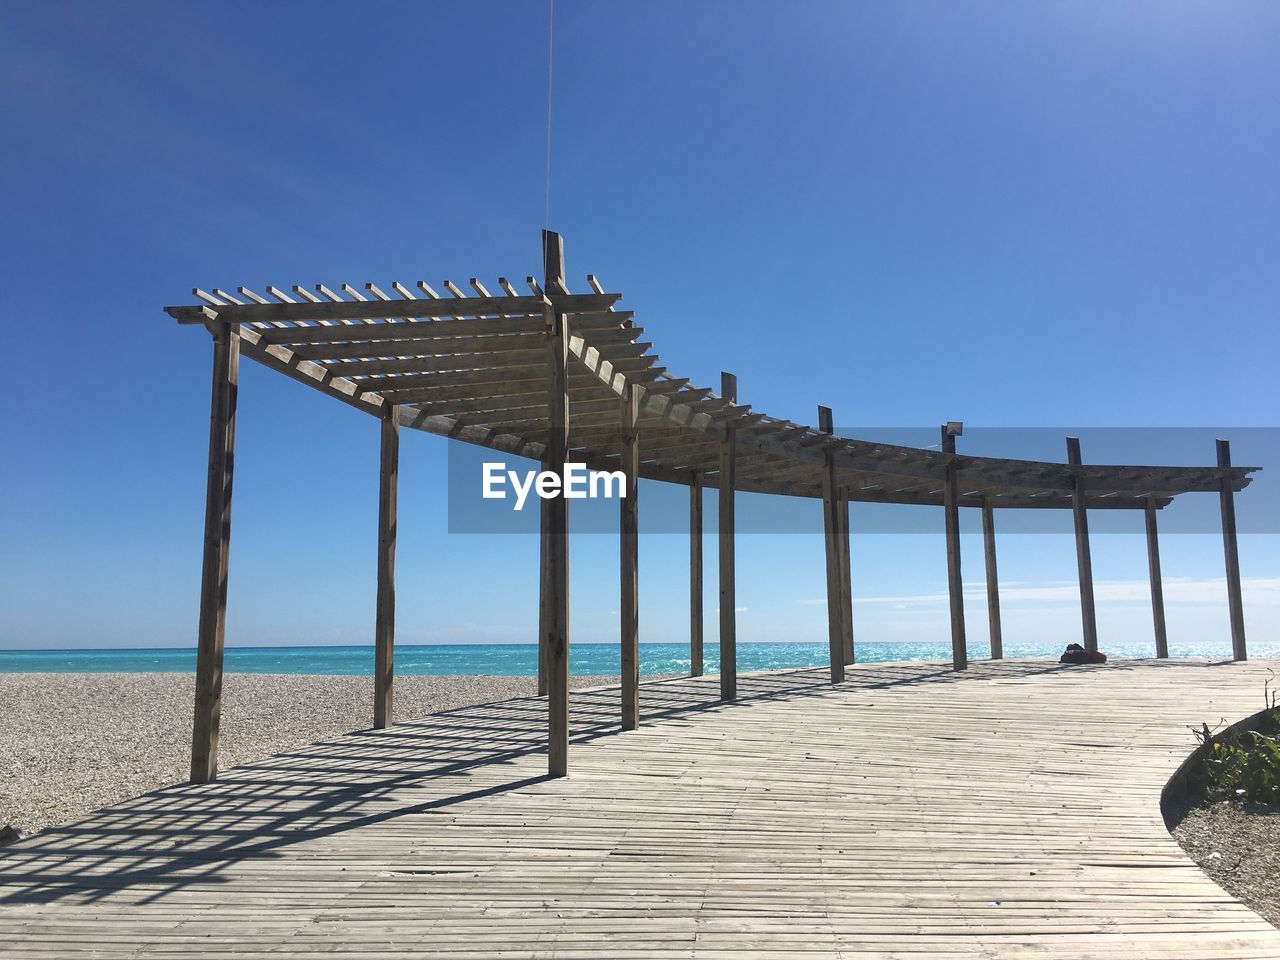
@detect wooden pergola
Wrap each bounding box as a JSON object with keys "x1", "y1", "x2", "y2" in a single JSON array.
[{"x1": 166, "y1": 231, "x2": 1257, "y2": 783}]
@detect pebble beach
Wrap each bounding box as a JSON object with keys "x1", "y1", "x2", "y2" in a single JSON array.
[{"x1": 0, "y1": 672, "x2": 622, "y2": 838}]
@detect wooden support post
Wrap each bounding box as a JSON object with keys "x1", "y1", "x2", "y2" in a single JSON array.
[
  {"x1": 719, "y1": 372, "x2": 737, "y2": 702},
  {"x1": 543, "y1": 230, "x2": 571, "y2": 776},
  {"x1": 537, "y1": 496, "x2": 549, "y2": 696},
  {"x1": 981, "y1": 497, "x2": 1003, "y2": 660},
  {"x1": 373, "y1": 403, "x2": 399, "y2": 729},
  {"x1": 942, "y1": 424, "x2": 967, "y2": 671},
  {"x1": 1067, "y1": 437, "x2": 1098, "y2": 654},
  {"x1": 619, "y1": 386, "x2": 640, "y2": 730},
  {"x1": 690, "y1": 472, "x2": 704, "y2": 677},
  {"x1": 837, "y1": 494, "x2": 854, "y2": 666},
  {"x1": 1144, "y1": 497, "x2": 1168, "y2": 660},
  {"x1": 1217, "y1": 439, "x2": 1248, "y2": 662},
  {"x1": 819, "y1": 407, "x2": 844, "y2": 684},
  {"x1": 191, "y1": 323, "x2": 240, "y2": 784}
]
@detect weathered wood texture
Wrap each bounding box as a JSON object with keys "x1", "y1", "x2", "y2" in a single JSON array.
[
  {"x1": 982, "y1": 497, "x2": 1003, "y2": 660},
  {"x1": 168, "y1": 280, "x2": 1258, "y2": 512},
  {"x1": 718, "y1": 372, "x2": 737, "y2": 702},
  {"x1": 7, "y1": 659, "x2": 1280, "y2": 959},
  {"x1": 537, "y1": 502, "x2": 549, "y2": 696},
  {"x1": 619, "y1": 387, "x2": 640, "y2": 730},
  {"x1": 1145, "y1": 498, "x2": 1169, "y2": 660},
  {"x1": 1218, "y1": 439, "x2": 1248, "y2": 662},
  {"x1": 689, "y1": 473, "x2": 704, "y2": 677},
  {"x1": 373, "y1": 404, "x2": 398, "y2": 729},
  {"x1": 819, "y1": 407, "x2": 845, "y2": 683},
  {"x1": 942, "y1": 426, "x2": 967, "y2": 671},
  {"x1": 543, "y1": 230, "x2": 570, "y2": 776},
  {"x1": 190, "y1": 325, "x2": 239, "y2": 784},
  {"x1": 1068, "y1": 436, "x2": 1099, "y2": 654},
  {"x1": 837, "y1": 496, "x2": 854, "y2": 666}
]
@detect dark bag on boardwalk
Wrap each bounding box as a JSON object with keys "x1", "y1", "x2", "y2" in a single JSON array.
[{"x1": 1059, "y1": 643, "x2": 1107, "y2": 665}]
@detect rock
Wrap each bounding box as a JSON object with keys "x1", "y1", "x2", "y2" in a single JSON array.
[{"x1": 0, "y1": 824, "x2": 20, "y2": 845}]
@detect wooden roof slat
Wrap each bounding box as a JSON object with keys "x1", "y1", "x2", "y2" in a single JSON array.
[
  {"x1": 443, "y1": 393, "x2": 624, "y2": 427},
  {"x1": 324, "y1": 349, "x2": 556, "y2": 377},
  {"x1": 244, "y1": 311, "x2": 632, "y2": 346},
  {"x1": 166, "y1": 292, "x2": 621, "y2": 325},
  {"x1": 359, "y1": 360, "x2": 664, "y2": 395},
  {"x1": 169, "y1": 271, "x2": 1258, "y2": 504},
  {"x1": 287, "y1": 326, "x2": 646, "y2": 363}
]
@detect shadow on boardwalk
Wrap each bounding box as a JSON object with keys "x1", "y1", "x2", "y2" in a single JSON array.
[{"x1": 0, "y1": 657, "x2": 1200, "y2": 908}]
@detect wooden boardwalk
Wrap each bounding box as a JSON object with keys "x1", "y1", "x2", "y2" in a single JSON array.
[{"x1": 3, "y1": 658, "x2": 1278, "y2": 958}]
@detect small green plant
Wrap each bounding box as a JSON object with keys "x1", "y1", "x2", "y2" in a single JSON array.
[{"x1": 1192, "y1": 673, "x2": 1280, "y2": 805}]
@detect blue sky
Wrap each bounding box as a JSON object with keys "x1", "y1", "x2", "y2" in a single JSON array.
[{"x1": 1, "y1": 1, "x2": 1277, "y2": 654}]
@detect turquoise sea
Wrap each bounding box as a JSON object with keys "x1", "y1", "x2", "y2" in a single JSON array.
[{"x1": 1, "y1": 639, "x2": 1275, "y2": 675}]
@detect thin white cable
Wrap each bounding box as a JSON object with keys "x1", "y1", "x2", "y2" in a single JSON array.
[{"x1": 543, "y1": 0, "x2": 555, "y2": 237}]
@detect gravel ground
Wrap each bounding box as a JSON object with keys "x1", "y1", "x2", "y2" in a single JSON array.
[
  {"x1": 0, "y1": 672, "x2": 629, "y2": 839},
  {"x1": 1172, "y1": 799, "x2": 1280, "y2": 929}
]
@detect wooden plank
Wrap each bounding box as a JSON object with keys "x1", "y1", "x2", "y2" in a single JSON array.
[
  {"x1": 690, "y1": 472, "x2": 704, "y2": 678},
  {"x1": 377, "y1": 377, "x2": 608, "y2": 408},
  {"x1": 619, "y1": 387, "x2": 640, "y2": 731},
  {"x1": 818, "y1": 407, "x2": 844, "y2": 684},
  {"x1": 837, "y1": 494, "x2": 854, "y2": 666},
  {"x1": 11, "y1": 660, "x2": 1280, "y2": 959},
  {"x1": 982, "y1": 497, "x2": 1003, "y2": 660},
  {"x1": 291, "y1": 332, "x2": 545, "y2": 361},
  {"x1": 234, "y1": 311, "x2": 632, "y2": 345},
  {"x1": 190, "y1": 324, "x2": 239, "y2": 784},
  {"x1": 362, "y1": 357, "x2": 660, "y2": 395},
  {"x1": 290, "y1": 325, "x2": 644, "y2": 360},
  {"x1": 719, "y1": 373, "x2": 738, "y2": 702},
  {"x1": 373, "y1": 404, "x2": 398, "y2": 729},
  {"x1": 1067, "y1": 437, "x2": 1099, "y2": 654},
  {"x1": 1144, "y1": 497, "x2": 1168, "y2": 660},
  {"x1": 942, "y1": 425, "x2": 968, "y2": 671},
  {"x1": 544, "y1": 231, "x2": 571, "y2": 777},
  {"x1": 166, "y1": 292, "x2": 621, "y2": 324},
  {"x1": 325, "y1": 349, "x2": 555, "y2": 377},
  {"x1": 325, "y1": 342, "x2": 652, "y2": 378},
  {"x1": 1217, "y1": 439, "x2": 1248, "y2": 661}
]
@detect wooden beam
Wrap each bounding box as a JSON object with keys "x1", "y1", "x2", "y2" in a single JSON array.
[
  {"x1": 942, "y1": 425, "x2": 968, "y2": 671},
  {"x1": 1067, "y1": 437, "x2": 1099, "y2": 654},
  {"x1": 719, "y1": 372, "x2": 738, "y2": 702},
  {"x1": 543, "y1": 230, "x2": 571, "y2": 777},
  {"x1": 236, "y1": 311, "x2": 633, "y2": 345},
  {"x1": 1144, "y1": 497, "x2": 1168, "y2": 660},
  {"x1": 981, "y1": 497, "x2": 1003, "y2": 660},
  {"x1": 690, "y1": 472, "x2": 704, "y2": 677},
  {"x1": 353, "y1": 356, "x2": 659, "y2": 395},
  {"x1": 191, "y1": 324, "x2": 240, "y2": 784},
  {"x1": 620, "y1": 386, "x2": 640, "y2": 731},
  {"x1": 1217, "y1": 439, "x2": 1248, "y2": 661},
  {"x1": 326, "y1": 349, "x2": 555, "y2": 377},
  {"x1": 373, "y1": 404, "x2": 398, "y2": 729},
  {"x1": 167, "y1": 292, "x2": 620, "y2": 325},
  {"x1": 837, "y1": 494, "x2": 854, "y2": 666},
  {"x1": 819, "y1": 407, "x2": 845, "y2": 684}
]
